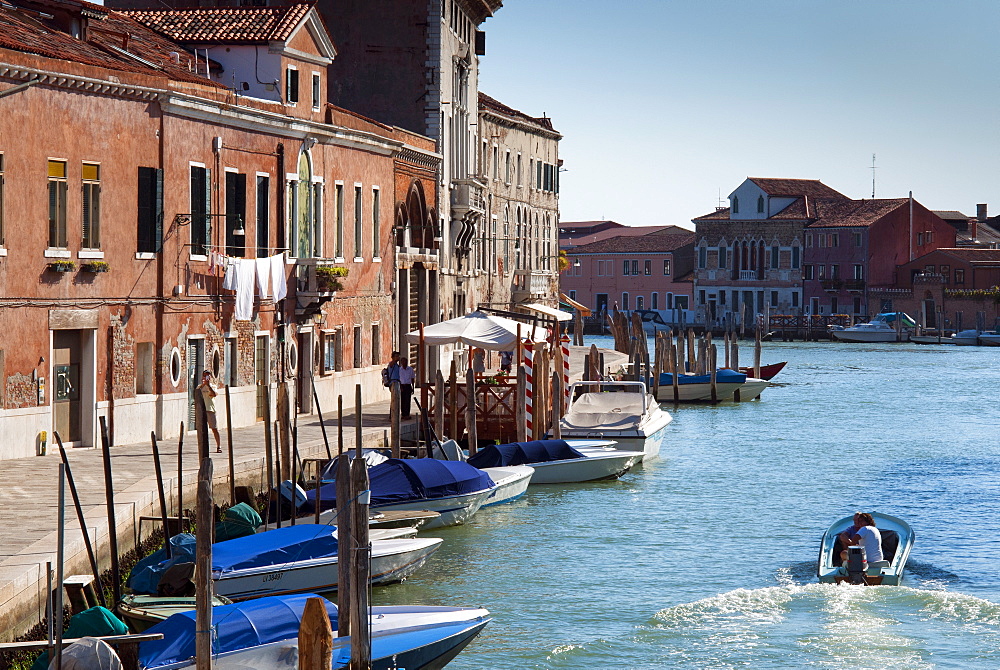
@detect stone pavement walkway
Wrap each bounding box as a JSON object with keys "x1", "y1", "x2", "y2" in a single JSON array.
[{"x1": 0, "y1": 398, "x2": 406, "y2": 640}]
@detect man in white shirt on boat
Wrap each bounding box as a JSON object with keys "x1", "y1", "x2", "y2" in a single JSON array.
[{"x1": 840, "y1": 512, "x2": 883, "y2": 564}]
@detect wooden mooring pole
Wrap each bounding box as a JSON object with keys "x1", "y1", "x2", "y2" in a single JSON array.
[
  {"x1": 98, "y1": 416, "x2": 121, "y2": 607},
  {"x1": 195, "y1": 456, "x2": 214, "y2": 670},
  {"x1": 55, "y1": 432, "x2": 105, "y2": 604},
  {"x1": 298, "y1": 597, "x2": 333, "y2": 670}
]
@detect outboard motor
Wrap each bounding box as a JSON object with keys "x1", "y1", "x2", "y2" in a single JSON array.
[{"x1": 846, "y1": 545, "x2": 868, "y2": 585}]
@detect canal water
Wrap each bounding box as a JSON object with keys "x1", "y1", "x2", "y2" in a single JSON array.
[{"x1": 374, "y1": 338, "x2": 1000, "y2": 669}]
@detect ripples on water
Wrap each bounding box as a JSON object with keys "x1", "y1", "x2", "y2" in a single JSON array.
[{"x1": 372, "y1": 341, "x2": 1000, "y2": 668}]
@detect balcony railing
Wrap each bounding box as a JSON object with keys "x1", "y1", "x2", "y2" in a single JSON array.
[
  {"x1": 513, "y1": 269, "x2": 554, "y2": 296},
  {"x1": 451, "y1": 179, "x2": 485, "y2": 218},
  {"x1": 294, "y1": 258, "x2": 346, "y2": 315},
  {"x1": 738, "y1": 269, "x2": 758, "y2": 281}
]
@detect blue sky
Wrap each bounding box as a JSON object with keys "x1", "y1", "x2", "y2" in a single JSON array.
[{"x1": 479, "y1": 1, "x2": 999, "y2": 229}]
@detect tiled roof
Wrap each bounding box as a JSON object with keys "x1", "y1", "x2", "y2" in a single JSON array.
[
  {"x1": 122, "y1": 3, "x2": 312, "y2": 43},
  {"x1": 932, "y1": 210, "x2": 970, "y2": 221},
  {"x1": 562, "y1": 225, "x2": 672, "y2": 247},
  {"x1": 806, "y1": 198, "x2": 909, "y2": 228},
  {"x1": 930, "y1": 248, "x2": 1000, "y2": 264},
  {"x1": 747, "y1": 177, "x2": 847, "y2": 199},
  {"x1": 479, "y1": 91, "x2": 556, "y2": 132},
  {"x1": 0, "y1": 2, "x2": 221, "y2": 87},
  {"x1": 568, "y1": 232, "x2": 695, "y2": 255}
]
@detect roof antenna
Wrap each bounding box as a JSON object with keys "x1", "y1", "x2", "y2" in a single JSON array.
[{"x1": 871, "y1": 153, "x2": 876, "y2": 198}]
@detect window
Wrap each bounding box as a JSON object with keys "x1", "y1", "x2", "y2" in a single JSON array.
[
  {"x1": 663, "y1": 259, "x2": 671, "y2": 276},
  {"x1": 136, "y1": 342, "x2": 154, "y2": 394},
  {"x1": 771, "y1": 291, "x2": 778, "y2": 307},
  {"x1": 311, "y1": 73, "x2": 321, "y2": 110},
  {"x1": 190, "y1": 165, "x2": 210, "y2": 256},
  {"x1": 569, "y1": 290, "x2": 577, "y2": 301},
  {"x1": 621, "y1": 292, "x2": 629, "y2": 310},
  {"x1": 353, "y1": 185, "x2": 363, "y2": 259},
  {"x1": 352, "y1": 324, "x2": 362, "y2": 368},
  {"x1": 0, "y1": 153, "x2": 4, "y2": 245},
  {"x1": 830, "y1": 297, "x2": 839, "y2": 314},
  {"x1": 732, "y1": 195, "x2": 739, "y2": 214},
  {"x1": 698, "y1": 246, "x2": 707, "y2": 269},
  {"x1": 137, "y1": 167, "x2": 163, "y2": 253},
  {"x1": 505, "y1": 151, "x2": 511, "y2": 184},
  {"x1": 651, "y1": 292, "x2": 658, "y2": 309},
  {"x1": 256, "y1": 175, "x2": 269, "y2": 257},
  {"x1": 853, "y1": 264, "x2": 864, "y2": 280},
  {"x1": 940, "y1": 264, "x2": 950, "y2": 282},
  {"x1": 631, "y1": 259, "x2": 639, "y2": 275},
  {"x1": 335, "y1": 183, "x2": 344, "y2": 258},
  {"x1": 924, "y1": 264, "x2": 936, "y2": 274},
  {"x1": 286, "y1": 67, "x2": 299, "y2": 104},
  {"x1": 770, "y1": 246, "x2": 779, "y2": 269},
  {"x1": 323, "y1": 329, "x2": 343, "y2": 372},
  {"x1": 853, "y1": 297, "x2": 862, "y2": 314},
  {"x1": 831, "y1": 233, "x2": 839, "y2": 248},
  {"x1": 818, "y1": 264, "x2": 826, "y2": 279},
  {"x1": 917, "y1": 232, "x2": 924, "y2": 246},
  {"x1": 644, "y1": 260, "x2": 651, "y2": 275},
  {"x1": 517, "y1": 154, "x2": 522, "y2": 186},
  {"x1": 536, "y1": 160, "x2": 542, "y2": 190},
  {"x1": 791, "y1": 245, "x2": 800, "y2": 269},
  {"x1": 805, "y1": 233, "x2": 813, "y2": 248},
  {"x1": 698, "y1": 290, "x2": 706, "y2": 305},
  {"x1": 623, "y1": 260, "x2": 630, "y2": 276},
  {"x1": 528, "y1": 158, "x2": 533, "y2": 188},
  {"x1": 225, "y1": 171, "x2": 246, "y2": 257},
  {"x1": 80, "y1": 163, "x2": 101, "y2": 249},
  {"x1": 48, "y1": 159, "x2": 68, "y2": 247},
  {"x1": 830, "y1": 264, "x2": 839, "y2": 279},
  {"x1": 370, "y1": 323, "x2": 380, "y2": 367},
  {"x1": 854, "y1": 232, "x2": 863, "y2": 247},
  {"x1": 757, "y1": 195, "x2": 764, "y2": 214},
  {"x1": 492, "y1": 146, "x2": 499, "y2": 180},
  {"x1": 718, "y1": 245, "x2": 727, "y2": 269},
  {"x1": 371, "y1": 187, "x2": 380, "y2": 259},
  {"x1": 818, "y1": 234, "x2": 826, "y2": 248},
  {"x1": 718, "y1": 291, "x2": 726, "y2": 305},
  {"x1": 927, "y1": 230, "x2": 933, "y2": 244},
  {"x1": 803, "y1": 264, "x2": 814, "y2": 280}
]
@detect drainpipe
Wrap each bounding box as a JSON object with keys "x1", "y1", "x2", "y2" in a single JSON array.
[
  {"x1": 276, "y1": 143, "x2": 286, "y2": 383},
  {"x1": 155, "y1": 100, "x2": 166, "y2": 435},
  {"x1": 909, "y1": 191, "x2": 914, "y2": 261}
]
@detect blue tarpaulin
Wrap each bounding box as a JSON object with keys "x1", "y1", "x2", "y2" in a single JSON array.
[
  {"x1": 467, "y1": 440, "x2": 585, "y2": 469},
  {"x1": 139, "y1": 594, "x2": 337, "y2": 668},
  {"x1": 305, "y1": 459, "x2": 494, "y2": 512},
  {"x1": 657, "y1": 368, "x2": 746, "y2": 386}
]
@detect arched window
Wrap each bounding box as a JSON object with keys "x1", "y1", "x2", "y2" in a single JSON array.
[
  {"x1": 290, "y1": 149, "x2": 317, "y2": 258},
  {"x1": 732, "y1": 195, "x2": 739, "y2": 214},
  {"x1": 757, "y1": 195, "x2": 765, "y2": 214}
]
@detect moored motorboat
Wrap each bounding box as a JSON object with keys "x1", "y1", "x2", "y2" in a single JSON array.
[
  {"x1": 830, "y1": 312, "x2": 915, "y2": 343},
  {"x1": 655, "y1": 368, "x2": 746, "y2": 402},
  {"x1": 910, "y1": 333, "x2": 952, "y2": 344},
  {"x1": 949, "y1": 328, "x2": 988, "y2": 345},
  {"x1": 816, "y1": 512, "x2": 914, "y2": 585},
  {"x1": 308, "y1": 458, "x2": 497, "y2": 529},
  {"x1": 467, "y1": 439, "x2": 643, "y2": 484},
  {"x1": 129, "y1": 525, "x2": 442, "y2": 601},
  {"x1": 733, "y1": 377, "x2": 769, "y2": 401},
  {"x1": 118, "y1": 594, "x2": 232, "y2": 633},
  {"x1": 979, "y1": 332, "x2": 1000, "y2": 346},
  {"x1": 138, "y1": 593, "x2": 491, "y2": 670},
  {"x1": 478, "y1": 465, "x2": 534, "y2": 507},
  {"x1": 559, "y1": 381, "x2": 672, "y2": 460}
]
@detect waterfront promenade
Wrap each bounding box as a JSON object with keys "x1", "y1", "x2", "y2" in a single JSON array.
[{"x1": 0, "y1": 397, "x2": 402, "y2": 641}]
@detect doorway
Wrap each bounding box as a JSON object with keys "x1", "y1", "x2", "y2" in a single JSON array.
[
  {"x1": 53, "y1": 330, "x2": 82, "y2": 444},
  {"x1": 255, "y1": 335, "x2": 268, "y2": 420},
  {"x1": 187, "y1": 338, "x2": 205, "y2": 429}
]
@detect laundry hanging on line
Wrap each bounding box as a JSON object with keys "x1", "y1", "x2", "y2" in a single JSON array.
[{"x1": 214, "y1": 252, "x2": 288, "y2": 320}]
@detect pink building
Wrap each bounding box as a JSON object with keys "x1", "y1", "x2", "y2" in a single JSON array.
[{"x1": 562, "y1": 232, "x2": 695, "y2": 318}]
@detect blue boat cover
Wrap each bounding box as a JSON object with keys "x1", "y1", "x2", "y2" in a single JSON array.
[
  {"x1": 139, "y1": 594, "x2": 337, "y2": 668},
  {"x1": 467, "y1": 439, "x2": 585, "y2": 469},
  {"x1": 128, "y1": 533, "x2": 197, "y2": 595},
  {"x1": 657, "y1": 368, "x2": 746, "y2": 385},
  {"x1": 305, "y1": 458, "x2": 494, "y2": 510}
]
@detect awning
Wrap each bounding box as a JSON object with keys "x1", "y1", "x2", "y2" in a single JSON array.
[
  {"x1": 404, "y1": 311, "x2": 548, "y2": 351},
  {"x1": 559, "y1": 292, "x2": 592, "y2": 317},
  {"x1": 519, "y1": 302, "x2": 573, "y2": 322}
]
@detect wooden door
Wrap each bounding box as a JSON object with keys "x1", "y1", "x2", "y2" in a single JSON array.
[
  {"x1": 53, "y1": 330, "x2": 82, "y2": 443},
  {"x1": 255, "y1": 335, "x2": 268, "y2": 420}
]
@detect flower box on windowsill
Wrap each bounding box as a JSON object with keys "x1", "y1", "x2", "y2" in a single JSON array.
[
  {"x1": 315, "y1": 265, "x2": 348, "y2": 293},
  {"x1": 48, "y1": 260, "x2": 76, "y2": 273},
  {"x1": 81, "y1": 261, "x2": 110, "y2": 273}
]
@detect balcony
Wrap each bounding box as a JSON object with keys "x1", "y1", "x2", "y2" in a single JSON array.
[
  {"x1": 294, "y1": 258, "x2": 346, "y2": 316},
  {"x1": 512, "y1": 269, "x2": 555, "y2": 299},
  {"x1": 821, "y1": 279, "x2": 866, "y2": 293},
  {"x1": 451, "y1": 179, "x2": 485, "y2": 219},
  {"x1": 739, "y1": 270, "x2": 759, "y2": 281}
]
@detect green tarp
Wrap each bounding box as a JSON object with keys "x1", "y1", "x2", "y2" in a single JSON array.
[{"x1": 32, "y1": 606, "x2": 128, "y2": 670}]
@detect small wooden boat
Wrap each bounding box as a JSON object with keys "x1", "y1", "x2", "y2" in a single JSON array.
[
  {"x1": 816, "y1": 512, "x2": 914, "y2": 585},
  {"x1": 138, "y1": 593, "x2": 491, "y2": 669},
  {"x1": 467, "y1": 439, "x2": 643, "y2": 484},
  {"x1": 737, "y1": 361, "x2": 787, "y2": 380},
  {"x1": 559, "y1": 381, "x2": 672, "y2": 461}
]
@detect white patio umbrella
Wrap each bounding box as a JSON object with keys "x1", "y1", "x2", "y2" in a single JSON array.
[{"x1": 404, "y1": 311, "x2": 549, "y2": 351}]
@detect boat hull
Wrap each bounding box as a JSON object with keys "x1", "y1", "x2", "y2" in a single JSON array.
[
  {"x1": 979, "y1": 334, "x2": 1000, "y2": 346},
  {"x1": 528, "y1": 450, "x2": 643, "y2": 484},
  {"x1": 737, "y1": 361, "x2": 787, "y2": 380},
  {"x1": 816, "y1": 512, "x2": 914, "y2": 586},
  {"x1": 560, "y1": 409, "x2": 671, "y2": 461},
  {"x1": 655, "y1": 381, "x2": 743, "y2": 402},
  {"x1": 831, "y1": 329, "x2": 908, "y2": 343},
  {"x1": 318, "y1": 488, "x2": 493, "y2": 530},
  {"x1": 214, "y1": 537, "x2": 443, "y2": 600},
  {"x1": 734, "y1": 379, "x2": 769, "y2": 401},
  {"x1": 479, "y1": 465, "x2": 534, "y2": 507}
]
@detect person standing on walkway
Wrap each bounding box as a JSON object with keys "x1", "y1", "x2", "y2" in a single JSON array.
[
  {"x1": 398, "y1": 358, "x2": 416, "y2": 419},
  {"x1": 383, "y1": 350, "x2": 401, "y2": 388},
  {"x1": 198, "y1": 370, "x2": 222, "y2": 453}
]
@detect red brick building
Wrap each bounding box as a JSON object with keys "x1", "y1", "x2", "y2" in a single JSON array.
[{"x1": 0, "y1": 0, "x2": 438, "y2": 459}]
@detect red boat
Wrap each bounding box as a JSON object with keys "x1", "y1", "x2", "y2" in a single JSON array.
[{"x1": 737, "y1": 361, "x2": 787, "y2": 380}]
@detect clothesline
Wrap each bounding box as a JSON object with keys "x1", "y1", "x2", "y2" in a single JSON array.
[{"x1": 216, "y1": 251, "x2": 288, "y2": 320}]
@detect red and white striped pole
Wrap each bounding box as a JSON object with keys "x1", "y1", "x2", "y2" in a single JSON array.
[{"x1": 523, "y1": 344, "x2": 534, "y2": 437}]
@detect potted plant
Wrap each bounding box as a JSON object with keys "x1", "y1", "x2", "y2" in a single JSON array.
[
  {"x1": 81, "y1": 261, "x2": 110, "y2": 273},
  {"x1": 48, "y1": 260, "x2": 76, "y2": 273},
  {"x1": 315, "y1": 265, "x2": 348, "y2": 292}
]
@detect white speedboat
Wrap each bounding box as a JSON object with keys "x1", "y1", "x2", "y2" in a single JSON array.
[
  {"x1": 559, "y1": 381, "x2": 671, "y2": 460},
  {"x1": 949, "y1": 329, "x2": 989, "y2": 345},
  {"x1": 479, "y1": 465, "x2": 534, "y2": 506},
  {"x1": 830, "y1": 313, "x2": 914, "y2": 343},
  {"x1": 816, "y1": 512, "x2": 914, "y2": 586},
  {"x1": 467, "y1": 439, "x2": 643, "y2": 484},
  {"x1": 733, "y1": 377, "x2": 769, "y2": 401},
  {"x1": 309, "y1": 458, "x2": 496, "y2": 529},
  {"x1": 138, "y1": 594, "x2": 491, "y2": 670},
  {"x1": 979, "y1": 332, "x2": 1000, "y2": 346},
  {"x1": 910, "y1": 333, "x2": 951, "y2": 344}
]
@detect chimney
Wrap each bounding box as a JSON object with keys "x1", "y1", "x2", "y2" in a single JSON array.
[
  {"x1": 977, "y1": 203, "x2": 988, "y2": 222},
  {"x1": 971, "y1": 219, "x2": 978, "y2": 242}
]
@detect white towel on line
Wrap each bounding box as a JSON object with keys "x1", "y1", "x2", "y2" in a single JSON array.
[
  {"x1": 255, "y1": 257, "x2": 271, "y2": 298},
  {"x1": 271, "y1": 254, "x2": 287, "y2": 301},
  {"x1": 234, "y1": 258, "x2": 257, "y2": 320}
]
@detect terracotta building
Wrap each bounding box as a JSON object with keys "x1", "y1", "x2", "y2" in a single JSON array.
[{"x1": 0, "y1": 0, "x2": 438, "y2": 459}]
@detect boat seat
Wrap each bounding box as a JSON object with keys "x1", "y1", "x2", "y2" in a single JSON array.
[{"x1": 866, "y1": 560, "x2": 890, "y2": 575}]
